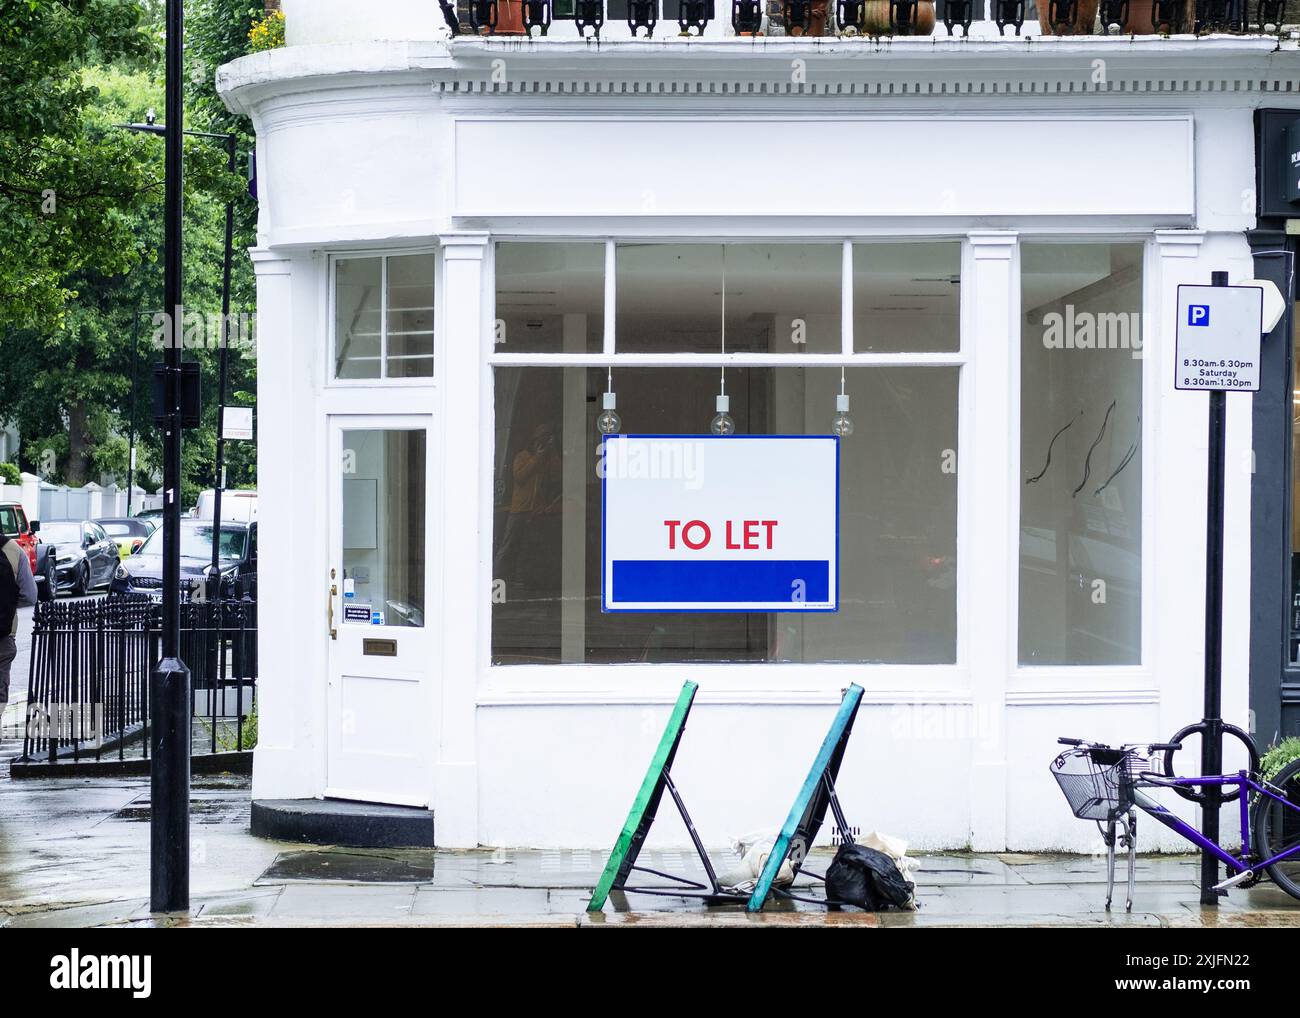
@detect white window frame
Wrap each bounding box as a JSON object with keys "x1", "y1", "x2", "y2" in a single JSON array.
[
  {"x1": 328, "y1": 247, "x2": 440, "y2": 387},
  {"x1": 485, "y1": 236, "x2": 969, "y2": 680}
]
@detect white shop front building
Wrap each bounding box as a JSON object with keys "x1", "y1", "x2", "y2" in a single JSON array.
[{"x1": 218, "y1": 13, "x2": 1300, "y2": 850}]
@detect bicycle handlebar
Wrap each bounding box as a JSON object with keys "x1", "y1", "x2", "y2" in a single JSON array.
[{"x1": 1056, "y1": 737, "x2": 1183, "y2": 752}]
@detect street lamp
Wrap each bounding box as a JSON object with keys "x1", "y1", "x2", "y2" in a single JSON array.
[
  {"x1": 155, "y1": 0, "x2": 188, "y2": 915},
  {"x1": 118, "y1": 116, "x2": 240, "y2": 591}
]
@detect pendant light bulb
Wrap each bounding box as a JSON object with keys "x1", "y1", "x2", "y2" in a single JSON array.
[
  {"x1": 711, "y1": 393, "x2": 735, "y2": 436},
  {"x1": 596, "y1": 390, "x2": 621, "y2": 436},
  {"x1": 832, "y1": 392, "x2": 854, "y2": 438}
]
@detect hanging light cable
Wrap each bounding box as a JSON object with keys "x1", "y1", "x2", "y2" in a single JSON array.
[
  {"x1": 832, "y1": 366, "x2": 854, "y2": 438},
  {"x1": 711, "y1": 247, "x2": 735, "y2": 436},
  {"x1": 597, "y1": 365, "x2": 621, "y2": 435}
]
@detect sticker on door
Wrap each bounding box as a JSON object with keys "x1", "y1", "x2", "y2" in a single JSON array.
[{"x1": 343, "y1": 603, "x2": 372, "y2": 623}]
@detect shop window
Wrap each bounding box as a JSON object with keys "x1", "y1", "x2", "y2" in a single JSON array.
[
  {"x1": 853, "y1": 242, "x2": 961, "y2": 353},
  {"x1": 491, "y1": 366, "x2": 958, "y2": 664},
  {"x1": 494, "y1": 243, "x2": 604, "y2": 353},
  {"x1": 334, "y1": 253, "x2": 435, "y2": 380},
  {"x1": 1289, "y1": 298, "x2": 1300, "y2": 665},
  {"x1": 615, "y1": 244, "x2": 842, "y2": 354},
  {"x1": 1019, "y1": 242, "x2": 1143, "y2": 666}
]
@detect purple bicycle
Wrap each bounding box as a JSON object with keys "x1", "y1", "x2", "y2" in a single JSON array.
[{"x1": 1051, "y1": 735, "x2": 1300, "y2": 910}]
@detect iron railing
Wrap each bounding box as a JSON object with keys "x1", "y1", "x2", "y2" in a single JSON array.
[
  {"x1": 20, "y1": 593, "x2": 257, "y2": 764},
  {"x1": 440, "y1": 0, "x2": 1300, "y2": 36}
]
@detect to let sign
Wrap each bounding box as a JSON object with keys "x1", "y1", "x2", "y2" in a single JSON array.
[
  {"x1": 1174, "y1": 284, "x2": 1264, "y2": 392},
  {"x1": 601, "y1": 435, "x2": 839, "y2": 613}
]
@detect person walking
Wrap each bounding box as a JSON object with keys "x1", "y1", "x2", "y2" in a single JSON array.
[{"x1": 0, "y1": 533, "x2": 38, "y2": 726}]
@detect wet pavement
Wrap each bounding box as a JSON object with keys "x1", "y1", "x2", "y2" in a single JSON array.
[{"x1": 1, "y1": 762, "x2": 1298, "y2": 927}]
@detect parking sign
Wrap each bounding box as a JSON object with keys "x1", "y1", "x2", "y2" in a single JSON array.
[{"x1": 1174, "y1": 284, "x2": 1264, "y2": 392}]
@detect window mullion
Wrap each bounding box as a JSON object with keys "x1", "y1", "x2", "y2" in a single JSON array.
[
  {"x1": 379, "y1": 255, "x2": 389, "y2": 379},
  {"x1": 603, "y1": 239, "x2": 616, "y2": 356},
  {"x1": 842, "y1": 239, "x2": 853, "y2": 356}
]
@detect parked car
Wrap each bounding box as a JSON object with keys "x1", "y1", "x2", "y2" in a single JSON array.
[
  {"x1": 95, "y1": 516, "x2": 158, "y2": 559},
  {"x1": 0, "y1": 501, "x2": 53, "y2": 601},
  {"x1": 112, "y1": 519, "x2": 257, "y2": 599},
  {"x1": 41, "y1": 520, "x2": 120, "y2": 596}
]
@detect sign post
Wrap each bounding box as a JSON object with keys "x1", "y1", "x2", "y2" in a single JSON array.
[{"x1": 1174, "y1": 271, "x2": 1264, "y2": 906}]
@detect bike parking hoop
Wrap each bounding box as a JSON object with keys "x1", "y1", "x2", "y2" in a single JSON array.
[{"x1": 1160, "y1": 721, "x2": 1259, "y2": 804}]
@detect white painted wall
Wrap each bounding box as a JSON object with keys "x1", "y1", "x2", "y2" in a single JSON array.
[
  {"x1": 281, "y1": 0, "x2": 447, "y2": 46},
  {"x1": 218, "y1": 37, "x2": 1300, "y2": 851}
]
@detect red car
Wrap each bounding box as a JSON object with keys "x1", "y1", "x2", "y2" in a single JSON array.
[{"x1": 0, "y1": 501, "x2": 53, "y2": 600}]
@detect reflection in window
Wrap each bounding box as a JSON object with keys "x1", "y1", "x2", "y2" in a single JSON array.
[
  {"x1": 335, "y1": 257, "x2": 381, "y2": 379},
  {"x1": 495, "y1": 242, "x2": 604, "y2": 353},
  {"x1": 853, "y1": 242, "x2": 961, "y2": 353},
  {"x1": 616, "y1": 244, "x2": 841, "y2": 354},
  {"x1": 334, "y1": 253, "x2": 435, "y2": 380},
  {"x1": 491, "y1": 366, "x2": 957, "y2": 664},
  {"x1": 1019, "y1": 243, "x2": 1143, "y2": 665},
  {"x1": 342, "y1": 429, "x2": 426, "y2": 628},
  {"x1": 1290, "y1": 299, "x2": 1300, "y2": 664}
]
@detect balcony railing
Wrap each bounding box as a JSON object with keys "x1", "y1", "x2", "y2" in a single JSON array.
[{"x1": 437, "y1": 0, "x2": 1296, "y2": 38}]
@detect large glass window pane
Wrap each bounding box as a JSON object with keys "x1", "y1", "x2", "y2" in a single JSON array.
[
  {"x1": 616, "y1": 244, "x2": 841, "y2": 354},
  {"x1": 1019, "y1": 242, "x2": 1143, "y2": 666},
  {"x1": 490, "y1": 365, "x2": 957, "y2": 664},
  {"x1": 386, "y1": 253, "x2": 435, "y2": 378},
  {"x1": 335, "y1": 257, "x2": 382, "y2": 379},
  {"x1": 853, "y1": 242, "x2": 961, "y2": 353},
  {"x1": 342, "y1": 429, "x2": 426, "y2": 628},
  {"x1": 494, "y1": 242, "x2": 604, "y2": 353}
]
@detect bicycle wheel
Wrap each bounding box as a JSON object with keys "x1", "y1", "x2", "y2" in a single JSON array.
[{"x1": 1253, "y1": 756, "x2": 1300, "y2": 901}]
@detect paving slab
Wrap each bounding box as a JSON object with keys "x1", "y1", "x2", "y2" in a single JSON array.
[{"x1": 1, "y1": 767, "x2": 1299, "y2": 927}]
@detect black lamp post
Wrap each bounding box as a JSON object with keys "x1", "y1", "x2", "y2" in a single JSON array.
[{"x1": 155, "y1": 0, "x2": 189, "y2": 915}]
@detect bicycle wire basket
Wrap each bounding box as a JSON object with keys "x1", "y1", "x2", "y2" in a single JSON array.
[{"x1": 1050, "y1": 747, "x2": 1150, "y2": 821}]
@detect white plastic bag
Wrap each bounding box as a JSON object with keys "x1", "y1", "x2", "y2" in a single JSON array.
[{"x1": 717, "y1": 831, "x2": 796, "y2": 893}]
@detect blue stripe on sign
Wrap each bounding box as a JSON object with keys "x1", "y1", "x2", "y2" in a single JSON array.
[{"x1": 612, "y1": 560, "x2": 830, "y2": 604}]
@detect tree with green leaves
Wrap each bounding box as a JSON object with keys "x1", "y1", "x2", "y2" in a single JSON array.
[{"x1": 0, "y1": 0, "x2": 260, "y2": 503}]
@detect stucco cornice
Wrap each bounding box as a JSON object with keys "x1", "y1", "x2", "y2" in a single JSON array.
[{"x1": 218, "y1": 34, "x2": 1300, "y2": 115}]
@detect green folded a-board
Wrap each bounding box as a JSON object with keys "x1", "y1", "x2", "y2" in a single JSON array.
[
  {"x1": 746, "y1": 683, "x2": 865, "y2": 912},
  {"x1": 587, "y1": 681, "x2": 698, "y2": 911}
]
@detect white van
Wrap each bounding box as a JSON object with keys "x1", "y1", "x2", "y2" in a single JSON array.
[{"x1": 192, "y1": 489, "x2": 258, "y2": 523}]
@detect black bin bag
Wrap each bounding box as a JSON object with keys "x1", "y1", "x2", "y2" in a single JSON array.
[{"x1": 824, "y1": 843, "x2": 914, "y2": 910}]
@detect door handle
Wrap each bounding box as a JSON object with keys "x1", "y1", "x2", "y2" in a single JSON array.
[{"x1": 328, "y1": 583, "x2": 337, "y2": 640}]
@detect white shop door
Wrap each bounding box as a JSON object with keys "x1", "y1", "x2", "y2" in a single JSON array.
[{"x1": 326, "y1": 415, "x2": 438, "y2": 806}]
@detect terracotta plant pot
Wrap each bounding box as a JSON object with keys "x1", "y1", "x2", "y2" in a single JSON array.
[
  {"x1": 1037, "y1": 0, "x2": 1098, "y2": 33},
  {"x1": 861, "y1": 0, "x2": 936, "y2": 35},
  {"x1": 786, "y1": 0, "x2": 830, "y2": 35},
  {"x1": 1119, "y1": 0, "x2": 1195, "y2": 33},
  {"x1": 479, "y1": 0, "x2": 525, "y2": 34}
]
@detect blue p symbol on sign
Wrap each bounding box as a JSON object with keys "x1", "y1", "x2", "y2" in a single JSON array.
[{"x1": 1188, "y1": 305, "x2": 1210, "y2": 327}]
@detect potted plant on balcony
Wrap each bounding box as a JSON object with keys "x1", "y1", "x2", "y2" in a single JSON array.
[
  {"x1": 465, "y1": 0, "x2": 526, "y2": 34},
  {"x1": 861, "y1": 0, "x2": 936, "y2": 34},
  {"x1": 1109, "y1": 0, "x2": 1194, "y2": 33},
  {"x1": 1038, "y1": 0, "x2": 1098, "y2": 33}
]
